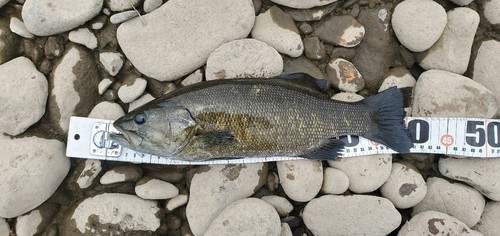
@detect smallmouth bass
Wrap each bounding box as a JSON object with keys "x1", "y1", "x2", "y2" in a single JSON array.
[{"x1": 111, "y1": 74, "x2": 413, "y2": 161}]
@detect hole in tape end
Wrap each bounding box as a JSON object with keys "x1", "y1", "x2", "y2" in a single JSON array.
[{"x1": 74, "y1": 134, "x2": 80, "y2": 140}]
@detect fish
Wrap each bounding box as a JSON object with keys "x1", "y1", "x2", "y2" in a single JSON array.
[{"x1": 111, "y1": 73, "x2": 413, "y2": 161}]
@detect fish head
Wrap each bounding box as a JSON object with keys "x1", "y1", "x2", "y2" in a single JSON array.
[{"x1": 111, "y1": 102, "x2": 197, "y2": 156}]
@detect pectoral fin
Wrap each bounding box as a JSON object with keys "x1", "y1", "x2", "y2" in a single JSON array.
[{"x1": 301, "y1": 138, "x2": 344, "y2": 160}]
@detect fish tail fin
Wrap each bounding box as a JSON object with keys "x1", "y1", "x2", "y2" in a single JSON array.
[{"x1": 363, "y1": 87, "x2": 413, "y2": 153}]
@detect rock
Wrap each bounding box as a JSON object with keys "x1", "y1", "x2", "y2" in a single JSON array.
[
  {"x1": 417, "y1": 8, "x2": 479, "y2": 74},
  {"x1": 98, "y1": 78, "x2": 113, "y2": 94},
  {"x1": 483, "y1": 0, "x2": 500, "y2": 25},
  {"x1": 165, "y1": 194, "x2": 188, "y2": 212},
  {"x1": 326, "y1": 58, "x2": 365, "y2": 92},
  {"x1": 110, "y1": 10, "x2": 139, "y2": 24},
  {"x1": 0, "y1": 57, "x2": 47, "y2": 136},
  {"x1": 144, "y1": 0, "x2": 163, "y2": 13},
  {"x1": 118, "y1": 77, "x2": 147, "y2": 103},
  {"x1": 283, "y1": 56, "x2": 325, "y2": 80},
  {"x1": 22, "y1": 0, "x2": 103, "y2": 36},
  {"x1": 391, "y1": 0, "x2": 446, "y2": 52},
  {"x1": 0, "y1": 0, "x2": 8, "y2": 8},
  {"x1": 303, "y1": 37, "x2": 325, "y2": 60},
  {"x1": 100, "y1": 165, "x2": 143, "y2": 184},
  {"x1": 186, "y1": 163, "x2": 268, "y2": 235},
  {"x1": 378, "y1": 67, "x2": 416, "y2": 92},
  {"x1": 328, "y1": 154, "x2": 392, "y2": 193},
  {"x1": 412, "y1": 177, "x2": 485, "y2": 227},
  {"x1": 270, "y1": 0, "x2": 337, "y2": 9},
  {"x1": 281, "y1": 223, "x2": 293, "y2": 236},
  {"x1": 260, "y1": 195, "x2": 293, "y2": 216},
  {"x1": 61, "y1": 193, "x2": 161, "y2": 235},
  {"x1": 88, "y1": 101, "x2": 125, "y2": 120},
  {"x1": 105, "y1": 0, "x2": 141, "y2": 11},
  {"x1": 251, "y1": 6, "x2": 303, "y2": 57},
  {"x1": 266, "y1": 171, "x2": 279, "y2": 191},
  {"x1": 99, "y1": 52, "x2": 124, "y2": 76},
  {"x1": 205, "y1": 39, "x2": 283, "y2": 80},
  {"x1": 399, "y1": 211, "x2": 482, "y2": 236},
  {"x1": 299, "y1": 22, "x2": 313, "y2": 34},
  {"x1": 473, "y1": 40, "x2": 500, "y2": 117},
  {"x1": 128, "y1": 93, "x2": 154, "y2": 112},
  {"x1": 449, "y1": 0, "x2": 474, "y2": 6},
  {"x1": 475, "y1": 202, "x2": 500, "y2": 235},
  {"x1": 117, "y1": 0, "x2": 255, "y2": 81},
  {"x1": 9, "y1": 17, "x2": 34, "y2": 38},
  {"x1": 285, "y1": 3, "x2": 338, "y2": 22},
  {"x1": 412, "y1": 70, "x2": 498, "y2": 118},
  {"x1": 135, "y1": 177, "x2": 179, "y2": 200},
  {"x1": 0, "y1": 136, "x2": 69, "y2": 218},
  {"x1": 15, "y1": 203, "x2": 58, "y2": 236},
  {"x1": 277, "y1": 160, "x2": 322, "y2": 202},
  {"x1": 0, "y1": 218, "x2": 8, "y2": 236},
  {"x1": 44, "y1": 36, "x2": 65, "y2": 59},
  {"x1": 21, "y1": 40, "x2": 44, "y2": 65},
  {"x1": 162, "y1": 83, "x2": 177, "y2": 95},
  {"x1": 380, "y1": 162, "x2": 427, "y2": 209},
  {"x1": 181, "y1": 69, "x2": 203, "y2": 86},
  {"x1": 68, "y1": 28, "x2": 98, "y2": 49},
  {"x1": 439, "y1": 157, "x2": 500, "y2": 201},
  {"x1": 0, "y1": 18, "x2": 21, "y2": 64},
  {"x1": 204, "y1": 198, "x2": 281, "y2": 236},
  {"x1": 321, "y1": 167, "x2": 349, "y2": 194},
  {"x1": 312, "y1": 15, "x2": 365, "y2": 48},
  {"x1": 331, "y1": 92, "x2": 364, "y2": 102},
  {"x1": 303, "y1": 195, "x2": 401, "y2": 236},
  {"x1": 74, "y1": 159, "x2": 102, "y2": 190},
  {"x1": 48, "y1": 45, "x2": 100, "y2": 133}
]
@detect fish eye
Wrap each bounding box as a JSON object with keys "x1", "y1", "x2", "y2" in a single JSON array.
[{"x1": 134, "y1": 113, "x2": 146, "y2": 125}]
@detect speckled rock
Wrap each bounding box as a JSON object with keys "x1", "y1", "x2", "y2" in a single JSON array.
[
  {"x1": 326, "y1": 58, "x2": 365, "y2": 92},
  {"x1": 128, "y1": 93, "x2": 154, "y2": 112},
  {"x1": 204, "y1": 198, "x2": 281, "y2": 236},
  {"x1": 165, "y1": 194, "x2": 188, "y2": 212},
  {"x1": 181, "y1": 69, "x2": 203, "y2": 86},
  {"x1": 62, "y1": 193, "x2": 161, "y2": 235},
  {"x1": 473, "y1": 40, "x2": 500, "y2": 117},
  {"x1": 251, "y1": 6, "x2": 303, "y2": 57},
  {"x1": 99, "y1": 52, "x2": 123, "y2": 76},
  {"x1": 277, "y1": 160, "x2": 322, "y2": 202},
  {"x1": 135, "y1": 177, "x2": 179, "y2": 200},
  {"x1": 0, "y1": 218, "x2": 8, "y2": 236},
  {"x1": 331, "y1": 92, "x2": 364, "y2": 102},
  {"x1": 0, "y1": 57, "x2": 47, "y2": 136},
  {"x1": 418, "y1": 8, "x2": 479, "y2": 74},
  {"x1": 313, "y1": 15, "x2": 365, "y2": 48},
  {"x1": 412, "y1": 177, "x2": 485, "y2": 227},
  {"x1": 68, "y1": 28, "x2": 98, "y2": 49},
  {"x1": 9, "y1": 17, "x2": 34, "y2": 39},
  {"x1": 0, "y1": 18, "x2": 21, "y2": 64},
  {"x1": 260, "y1": 195, "x2": 293, "y2": 216},
  {"x1": 186, "y1": 164, "x2": 268, "y2": 235},
  {"x1": 412, "y1": 70, "x2": 498, "y2": 118},
  {"x1": 143, "y1": 0, "x2": 163, "y2": 13},
  {"x1": 271, "y1": 0, "x2": 337, "y2": 9},
  {"x1": 118, "y1": 77, "x2": 147, "y2": 103},
  {"x1": 303, "y1": 37, "x2": 325, "y2": 60},
  {"x1": 110, "y1": 10, "x2": 139, "y2": 24},
  {"x1": 475, "y1": 202, "x2": 500, "y2": 235},
  {"x1": 378, "y1": 67, "x2": 416, "y2": 92},
  {"x1": 22, "y1": 0, "x2": 103, "y2": 36},
  {"x1": 100, "y1": 165, "x2": 143, "y2": 184},
  {"x1": 303, "y1": 195, "x2": 401, "y2": 236},
  {"x1": 328, "y1": 154, "x2": 392, "y2": 193},
  {"x1": 483, "y1": 0, "x2": 500, "y2": 25},
  {"x1": 439, "y1": 157, "x2": 500, "y2": 201},
  {"x1": 398, "y1": 211, "x2": 482, "y2": 236},
  {"x1": 0, "y1": 136, "x2": 69, "y2": 218},
  {"x1": 380, "y1": 162, "x2": 427, "y2": 209},
  {"x1": 117, "y1": 0, "x2": 255, "y2": 81},
  {"x1": 105, "y1": 0, "x2": 141, "y2": 11},
  {"x1": 205, "y1": 39, "x2": 283, "y2": 80},
  {"x1": 88, "y1": 101, "x2": 125, "y2": 120},
  {"x1": 321, "y1": 167, "x2": 349, "y2": 194}
]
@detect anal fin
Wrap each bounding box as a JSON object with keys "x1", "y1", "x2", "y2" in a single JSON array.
[{"x1": 301, "y1": 138, "x2": 344, "y2": 160}]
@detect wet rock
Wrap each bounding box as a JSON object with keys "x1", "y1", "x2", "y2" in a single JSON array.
[
  {"x1": 205, "y1": 39, "x2": 283, "y2": 80},
  {"x1": 100, "y1": 165, "x2": 143, "y2": 184},
  {"x1": 105, "y1": 0, "x2": 141, "y2": 11},
  {"x1": 399, "y1": 211, "x2": 482, "y2": 236},
  {"x1": 412, "y1": 70, "x2": 497, "y2": 118},
  {"x1": 186, "y1": 163, "x2": 268, "y2": 235},
  {"x1": 118, "y1": 77, "x2": 147, "y2": 103},
  {"x1": 110, "y1": 10, "x2": 139, "y2": 24},
  {"x1": 22, "y1": 0, "x2": 103, "y2": 36},
  {"x1": 299, "y1": 22, "x2": 313, "y2": 34},
  {"x1": 378, "y1": 67, "x2": 416, "y2": 92},
  {"x1": 251, "y1": 6, "x2": 303, "y2": 57},
  {"x1": 61, "y1": 193, "x2": 161, "y2": 235},
  {"x1": 326, "y1": 58, "x2": 365, "y2": 92},
  {"x1": 99, "y1": 52, "x2": 123, "y2": 76},
  {"x1": 449, "y1": 0, "x2": 474, "y2": 6},
  {"x1": 303, "y1": 37, "x2": 325, "y2": 60},
  {"x1": 165, "y1": 194, "x2": 188, "y2": 212},
  {"x1": 277, "y1": 160, "x2": 322, "y2": 202},
  {"x1": 380, "y1": 162, "x2": 427, "y2": 209},
  {"x1": 322, "y1": 167, "x2": 349, "y2": 194},
  {"x1": 260, "y1": 195, "x2": 293, "y2": 216},
  {"x1": 271, "y1": 0, "x2": 337, "y2": 9},
  {"x1": 285, "y1": 3, "x2": 338, "y2": 22},
  {"x1": 483, "y1": 0, "x2": 500, "y2": 25},
  {"x1": 22, "y1": 39, "x2": 44, "y2": 65},
  {"x1": 88, "y1": 101, "x2": 125, "y2": 120},
  {"x1": 303, "y1": 195, "x2": 401, "y2": 236},
  {"x1": 128, "y1": 93, "x2": 154, "y2": 112},
  {"x1": 312, "y1": 15, "x2": 365, "y2": 48},
  {"x1": 95, "y1": 20, "x2": 119, "y2": 51},
  {"x1": 328, "y1": 154, "x2": 392, "y2": 193},
  {"x1": 417, "y1": 8, "x2": 479, "y2": 74},
  {"x1": 0, "y1": 136, "x2": 69, "y2": 218},
  {"x1": 331, "y1": 92, "x2": 364, "y2": 102},
  {"x1": 0, "y1": 18, "x2": 21, "y2": 64},
  {"x1": 412, "y1": 177, "x2": 485, "y2": 227},
  {"x1": 283, "y1": 56, "x2": 326, "y2": 80},
  {"x1": 391, "y1": 0, "x2": 446, "y2": 52},
  {"x1": 117, "y1": 0, "x2": 254, "y2": 81},
  {"x1": 135, "y1": 177, "x2": 179, "y2": 200},
  {"x1": 147, "y1": 167, "x2": 185, "y2": 184},
  {"x1": 143, "y1": 0, "x2": 163, "y2": 13},
  {"x1": 9, "y1": 17, "x2": 34, "y2": 39},
  {"x1": 473, "y1": 40, "x2": 500, "y2": 117},
  {"x1": 475, "y1": 202, "x2": 500, "y2": 235},
  {"x1": 44, "y1": 36, "x2": 65, "y2": 59},
  {"x1": 15, "y1": 203, "x2": 58, "y2": 236},
  {"x1": 73, "y1": 159, "x2": 102, "y2": 190},
  {"x1": 204, "y1": 198, "x2": 281, "y2": 236},
  {"x1": 68, "y1": 28, "x2": 98, "y2": 49},
  {"x1": 0, "y1": 219, "x2": 8, "y2": 236},
  {"x1": 181, "y1": 69, "x2": 203, "y2": 86},
  {"x1": 0, "y1": 57, "x2": 47, "y2": 136}
]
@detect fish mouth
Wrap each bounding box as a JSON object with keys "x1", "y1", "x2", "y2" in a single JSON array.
[{"x1": 110, "y1": 131, "x2": 144, "y2": 149}]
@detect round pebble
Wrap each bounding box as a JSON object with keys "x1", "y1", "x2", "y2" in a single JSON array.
[
  {"x1": 117, "y1": 77, "x2": 147, "y2": 103},
  {"x1": 473, "y1": 40, "x2": 500, "y2": 117},
  {"x1": 260, "y1": 195, "x2": 293, "y2": 216},
  {"x1": 88, "y1": 101, "x2": 125, "y2": 120},
  {"x1": 165, "y1": 194, "x2": 188, "y2": 212},
  {"x1": 277, "y1": 160, "x2": 323, "y2": 202},
  {"x1": 313, "y1": 15, "x2": 365, "y2": 48},
  {"x1": 99, "y1": 52, "x2": 124, "y2": 76},
  {"x1": 98, "y1": 78, "x2": 113, "y2": 95},
  {"x1": 483, "y1": 0, "x2": 500, "y2": 25},
  {"x1": 110, "y1": 10, "x2": 139, "y2": 24},
  {"x1": 135, "y1": 177, "x2": 179, "y2": 200},
  {"x1": 399, "y1": 211, "x2": 482, "y2": 236},
  {"x1": 475, "y1": 202, "x2": 500, "y2": 235},
  {"x1": 100, "y1": 165, "x2": 143, "y2": 184},
  {"x1": 326, "y1": 58, "x2": 365, "y2": 92},
  {"x1": 380, "y1": 162, "x2": 427, "y2": 209},
  {"x1": 9, "y1": 17, "x2": 34, "y2": 38},
  {"x1": 321, "y1": 167, "x2": 349, "y2": 195}
]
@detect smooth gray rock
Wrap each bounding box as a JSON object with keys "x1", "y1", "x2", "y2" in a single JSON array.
[
  {"x1": 483, "y1": 0, "x2": 500, "y2": 25},
  {"x1": 473, "y1": 40, "x2": 500, "y2": 117},
  {"x1": 110, "y1": 10, "x2": 139, "y2": 24},
  {"x1": 135, "y1": 178, "x2": 179, "y2": 200},
  {"x1": 9, "y1": 17, "x2": 34, "y2": 39}
]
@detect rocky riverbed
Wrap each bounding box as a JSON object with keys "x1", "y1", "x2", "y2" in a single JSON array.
[{"x1": 0, "y1": 0, "x2": 500, "y2": 235}]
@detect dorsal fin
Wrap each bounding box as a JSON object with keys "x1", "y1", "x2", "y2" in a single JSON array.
[{"x1": 272, "y1": 73, "x2": 328, "y2": 91}]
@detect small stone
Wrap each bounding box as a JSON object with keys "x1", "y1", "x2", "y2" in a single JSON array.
[
  {"x1": 162, "y1": 83, "x2": 177, "y2": 95},
  {"x1": 9, "y1": 17, "x2": 34, "y2": 38},
  {"x1": 128, "y1": 93, "x2": 154, "y2": 112},
  {"x1": 118, "y1": 77, "x2": 147, "y2": 103},
  {"x1": 473, "y1": 40, "x2": 500, "y2": 117},
  {"x1": 277, "y1": 160, "x2": 323, "y2": 202},
  {"x1": 303, "y1": 37, "x2": 325, "y2": 60},
  {"x1": 91, "y1": 22, "x2": 104, "y2": 30},
  {"x1": 483, "y1": 0, "x2": 500, "y2": 25},
  {"x1": 412, "y1": 177, "x2": 485, "y2": 227},
  {"x1": 299, "y1": 22, "x2": 313, "y2": 34},
  {"x1": 98, "y1": 78, "x2": 113, "y2": 95},
  {"x1": 110, "y1": 10, "x2": 139, "y2": 24},
  {"x1": 105, "y1": 0, "x2": 141, "y2": 11},
  {"x1": 22, "y1": 40, "x2": 44, "y2": 65},
  {"x1": 266, "y1": 171, "x2": 279, "y2": 191},
  {"x1": 44, "y1": 36, "x2": 65, "y2": 59},
  {"x1": 165, "y1": 194, "x2": 188, "y2": 212},
  {"x1": 0, "y1": 218, "x2": 8, "y2": 236},
  {"x1": 144, "y1": 0, "x2": 162, "y2": 13},
  {"x1": 251, "y1": 6, "x2": 303, "y2": 57},
  {"x1": 75, "y1": 159, "x2": 102, "y2": 189},
  {"x1": 205, "y1": 39, "x2": 283, "y2": 80},
  {"x1": 260, "y1": 195, "x2": 293, "y2": 216},
  {"x1": 378, "y1": 67, "x2": 416, "y2": 92},
  {"x1": 181, "y1": 69, "x2": 203, "y2": 86},
  {"x1": 380, "y1": 162, "x2": 427, "y2": 209},
  {"x1": 204, "y1": 198, "x2": 281, "y2": 236},
  {"x1": 417, "y1": 8, "x2": 479, "y2": 74},
  {"x1": 328, "y1": 154, "x2": 392, "y2": 193},
  {"x1": 270, "y1": 0, "x2": 337, "y2": 9},
  {"x1": 68, "y1": 28, "x2": 98, "y2": 49},
  {"x1": 303, "y1": 195, "x2": 401, "y2": 236},
  {"x1": 398, "y1": 211, "x2": 482, "y2": 236},
  {"x1": 283, "y1": 56, "x2": 326, "y2": 80},
  {"x1": 100, "y1": 165, "x2": 143, "y2": 184},
  {"x1": 331, "y1": 92, "x2": 364, "y2": 102},
  {"x1": 15, "y1": 203, "x2": 58, "y2": 236},
  {"x1": 135, "y1": 177, "x2": 179, "y2": 200},
  {"x1": 99, "y1": 52, "x2": 124, "y2": 76},
  {"x1": 322, "y1": 167, "x2": 349, "y2": 194},
  {"x1": 313, "y1": 15, "x2": 365, "y2": 48},
  {"x1": 475, "y1": 202, "x2": 500, "y2": 235},
  {"x1": 88, "y1": 101, "x2": 125, "y2": 120},
  {"x1": 391, "y1": 0, "x2": 447, "y2": 52},
  {"x1": 326, "y1": 58, "x2": 365, "y2": 92}
]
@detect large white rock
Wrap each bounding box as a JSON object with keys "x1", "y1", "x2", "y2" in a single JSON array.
[
  {"x1": 380, "y1": 162, "x2": 427, "y2": 209},
  {"x1": 399, "y1": 211, "x2": 482, "y2": 236},
  {"x1": 270, "y1": 0, "x2": 337, "y2": 9},
  {"x1": 0, "y1": 57, "x2": 47, "y2": 136},
  {"x1": 117, "y1": 0, "x2": 255, "y2": 81},
  {"x1": 418, "y1": 8, "x2": 480, "y2": 74},
  {"x1": 204, "y1": 198, "x2": 281, "y2": 236},
  {"x1": 473, "y1": 40, "x2": 500, "y2": 117},
  {"x1": 483, "y1": 0, "x2": 500, "y2": 25},
  {"x1": 412, "y1": 70, "x2": 498, "y2": 118},
  {"x1": 475, "y1": 202, "x2": 500, "y2": 235},
  {"x1": 205, "y1": 39, "x2": 283, "y2": 80},
  {"x1": 22, "y1": 0, "x2": 103, "y2": 36},
  {"x1": 0, "y1": 136, "x2": 69, "y2": 218},
  {"x1": 277, "y1": 160, "x2": 322, "y2": 202},
  {"x1": 391, "y1": 0, "x2": 447, "y2": 52},
  {"x1": 88, "y1": 101, "x2": 125, "y2": 120},
  {"x1": 303, "y1": 195, "x2": 401, "y2": 236},
  {"x1": 186, "y1": 164, "x2": 268, "y2": 235}
]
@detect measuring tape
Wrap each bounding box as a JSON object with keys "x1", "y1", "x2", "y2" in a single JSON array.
[{"x1": 66, "y1": 116, "x2": 500, "y2": 165}]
